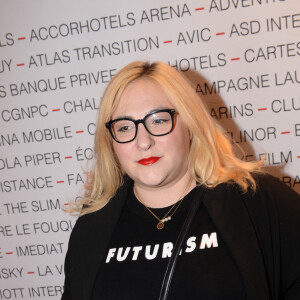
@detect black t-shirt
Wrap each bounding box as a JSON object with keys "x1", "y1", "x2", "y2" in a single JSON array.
[{"x1": 92, "y1": 187, "x2": 246, "y2": 299}]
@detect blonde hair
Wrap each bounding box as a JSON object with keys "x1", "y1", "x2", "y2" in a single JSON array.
[{"x1": 69, "y1": 61, "x2": 262, "y2": 215}]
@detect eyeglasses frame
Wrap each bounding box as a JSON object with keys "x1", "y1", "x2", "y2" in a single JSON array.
[{"x1": 105, "y1": 109, "x2": 176, "y2": 144}]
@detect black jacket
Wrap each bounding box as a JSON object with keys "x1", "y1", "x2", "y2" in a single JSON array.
[{"x1": 62, "y1": 175, "x2": 300, "y2": 299}]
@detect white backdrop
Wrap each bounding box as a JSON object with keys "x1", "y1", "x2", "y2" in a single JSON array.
[{"x1": 0, "y1": 0, "x2": 299, "y2": 298}]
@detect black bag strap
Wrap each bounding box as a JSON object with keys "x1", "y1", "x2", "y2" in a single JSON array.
[{"x1": 159, "y1": 186, "x2": 207, "y2": 300}]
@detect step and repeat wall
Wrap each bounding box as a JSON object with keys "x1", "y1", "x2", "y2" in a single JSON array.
[{"x1": 0, "y1": 0, "x2": 299, "y2": 298}]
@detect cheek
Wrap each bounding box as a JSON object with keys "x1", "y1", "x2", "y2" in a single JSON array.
[
  {"x1": 160, "y1": 134, "x2": 190, "y2": 162},
  {"x1": 113, "y1": 143, "x2": 123, "y2": 160},
  {"x1": 112, "y1": 143, "x2": 131, "y2": 166},
  {"x1": 171, "y1": 127, "x2": 191, "y2": 153}
]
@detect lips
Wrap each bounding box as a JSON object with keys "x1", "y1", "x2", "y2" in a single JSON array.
[{"x1": 138, "y1": 156, "x2": 161, "y2": 165}]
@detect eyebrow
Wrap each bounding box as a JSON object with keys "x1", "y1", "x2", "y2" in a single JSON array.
[{"x1": 113, "y1": 106, "x2": 172, "y2": 120}]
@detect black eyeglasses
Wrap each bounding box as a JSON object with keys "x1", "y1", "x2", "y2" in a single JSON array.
[{"x1": 106, "y1": 109, "x2": 176, "y2": 143}]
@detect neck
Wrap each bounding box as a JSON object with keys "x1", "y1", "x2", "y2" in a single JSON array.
[{"x1": 134, "y1": 172, "x2": 196, "y2": 208}]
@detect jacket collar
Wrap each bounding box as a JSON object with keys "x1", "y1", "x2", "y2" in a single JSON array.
[
  {"x1": 203, "y1": 184, "x2": 271, "y2": 299},
  {"x1": 72, "y1": 179, "x2": 270, "y2": 300}
]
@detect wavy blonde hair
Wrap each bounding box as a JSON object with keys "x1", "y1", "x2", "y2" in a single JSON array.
[{"x1": 69, "y1": 61, "x2": 262, "y2": 215}]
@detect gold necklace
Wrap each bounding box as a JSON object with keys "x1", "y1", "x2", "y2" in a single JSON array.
[{"x1": 133, "y1": 179, "x2": 193, "y2": 230}]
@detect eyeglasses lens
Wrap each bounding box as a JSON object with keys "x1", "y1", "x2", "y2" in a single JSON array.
[{"x1": 112, "y1": 120, "x2": 135, "y2": 142}]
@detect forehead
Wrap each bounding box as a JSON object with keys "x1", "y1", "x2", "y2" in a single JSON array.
[{"x1": 112, "y1": 78, "x2": 173, "y2": 119}]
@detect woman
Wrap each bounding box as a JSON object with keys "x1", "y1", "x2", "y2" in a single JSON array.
[{"x1": 62, "y1": 61, "x2": 300, "y2": 300}]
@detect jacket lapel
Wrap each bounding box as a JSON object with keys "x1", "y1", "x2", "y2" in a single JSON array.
[
  {"x1": 70, "y1": 178, "x2": 133, "y2": 300},
  {"x1": 202, "y1": 184, "x2": 271, "y2": 300}
]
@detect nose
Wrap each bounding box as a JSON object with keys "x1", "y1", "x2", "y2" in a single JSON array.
[{"x1": 135, "y1": 123, "x2": 154, "y2": 151}]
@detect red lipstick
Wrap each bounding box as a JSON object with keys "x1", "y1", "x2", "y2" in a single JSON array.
[{"x1": 138, "y1": 157, "x2": 160, "y2": 166}]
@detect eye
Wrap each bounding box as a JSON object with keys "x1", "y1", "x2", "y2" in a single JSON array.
[
  {"x1": 114, "y1": 120, "x2": 135, "y2": 134},
  {"x1": 152, "y1": 118, "x2": 169, "y2": 125},
  {"x1": 147, "y1": 111, "x2": 172, "y2": 128},
  {"x1": 117, "y1": 125, "x2": 133, "y2": 132}
]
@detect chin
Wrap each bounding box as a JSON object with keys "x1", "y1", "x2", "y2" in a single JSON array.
[{"x1": 134, "y1": 173, "x2": 167, "y2": 188}]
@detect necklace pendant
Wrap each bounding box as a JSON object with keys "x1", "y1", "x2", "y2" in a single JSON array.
[{"x1": 157, "y1": 221, "x2": 164, "y2": 230}]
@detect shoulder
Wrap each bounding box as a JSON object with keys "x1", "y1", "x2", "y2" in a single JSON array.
[
  {"x1": 213, "y1": 173, "x2": 300, "y2": 227},
  {"x1": 248, "y1": 175, "x2": 300, "y2": 267},
  {"x1": 251, "y1": 173, "x2": 300, "y2": 217},
  {"x1": 69, "y1": 176, "x2": 133, "y2": 245},
  {"x1": 233, "y1": 173, "x2": 300, "y2": 226},
  {"x1": 250, "y1": 175, "x2": 300, "y2": 295}
]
